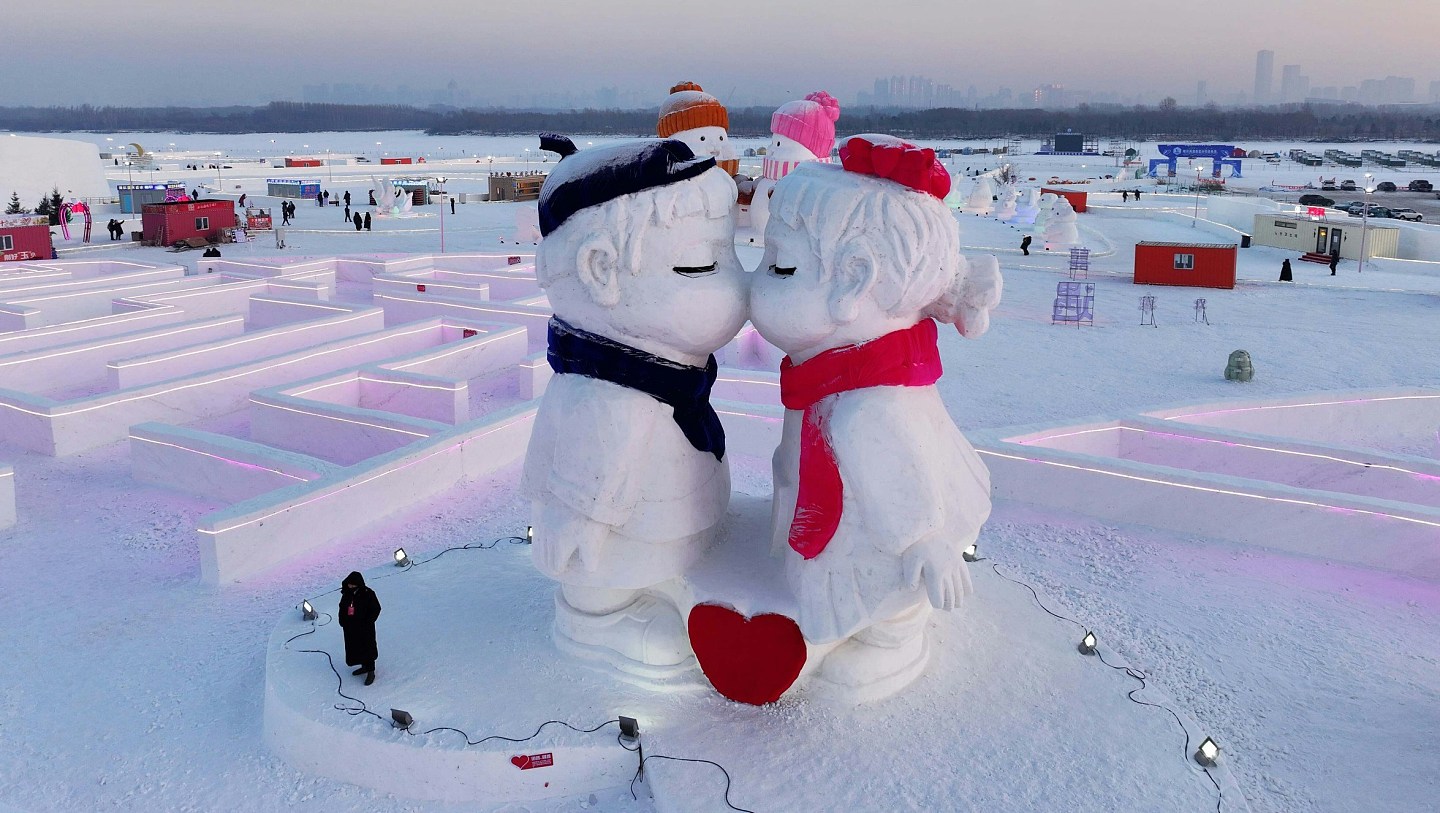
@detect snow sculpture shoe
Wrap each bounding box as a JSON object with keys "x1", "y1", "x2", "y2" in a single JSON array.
[
  {"x1": 552, "y1": 590, "x2": 697, "y2": 681},
  {"x1": 811, "y1": 604, "x2": 933, "y2": 704}
]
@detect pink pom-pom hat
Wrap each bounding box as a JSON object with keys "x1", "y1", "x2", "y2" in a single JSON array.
[{"x1": 770, "y1": 91, "x2": 841, "y2": 160}]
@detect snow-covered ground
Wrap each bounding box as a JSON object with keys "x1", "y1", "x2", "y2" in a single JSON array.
[{"x1": 1, "y1": 134, "x2": 1437, "y2": 813}]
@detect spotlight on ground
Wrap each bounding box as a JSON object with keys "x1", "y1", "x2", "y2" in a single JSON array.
[
  {"x1": 1078, "y1": 631, "x2": 1098, "y2": 655},
  {"x1": 301, "y1": 600, "x2": 317, "y2": 621},
  {"x1": 394, "y1": 548, "x2": 410, "y2": 567},
  {"x1": 1194, "y1": 736, "x2": 1220, "y2": 767},
  {"x1": 391, "y1": 709, "x2": 414, "y2": 731},
  {"x1": 962, "y1": 542, "x2": 979, "y2": 563},
  {"x1": 619, "y1": 716, "x2": 640, "y2": 741}
]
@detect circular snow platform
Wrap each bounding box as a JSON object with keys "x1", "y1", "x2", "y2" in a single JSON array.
[{"x1": 264, "y1": 497, "x2": 1250, "y2": 811}]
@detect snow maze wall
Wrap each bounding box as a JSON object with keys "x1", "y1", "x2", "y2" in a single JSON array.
[{"x1": 0, "y1": 253, "x2": 782, "y2": 584}]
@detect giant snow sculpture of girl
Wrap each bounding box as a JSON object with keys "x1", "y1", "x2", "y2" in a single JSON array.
[{"x1": 749, "y1": 135, "x2": 1003, "y2": 702}]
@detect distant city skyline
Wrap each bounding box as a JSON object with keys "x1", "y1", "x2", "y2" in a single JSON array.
[{"x1": 10, "y1": 0, "x2": 1440, "y2": 110}]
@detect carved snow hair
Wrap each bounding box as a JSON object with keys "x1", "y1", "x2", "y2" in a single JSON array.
[
  {"x1": 771, "y1": 162, "x2": 999, "y2": 336},
  {"x1": 537, "y1": 167, "x2": 735, "y2": 289}
]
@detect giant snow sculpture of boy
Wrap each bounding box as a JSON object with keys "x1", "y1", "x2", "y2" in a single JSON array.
[
  {"x1": 749, "y1": 91, "x2": 840, "y2": 239},
  {"x1": 749, "y1": 136, "x2": 1003, "y2": 702},
  {"x1": 525, "y1": 138, "x2": 748, "y2": 680}
]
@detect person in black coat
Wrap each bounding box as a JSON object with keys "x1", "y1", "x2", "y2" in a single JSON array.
[
  {"x1": 1329, "y1": 249, "x2": 1340, "y2": 276},
  {"x1": 1279, "y1": 258, "x2": 1293, "y2": 282},
  {"x1": 353, "y1": 211, "x2": 363, "y2": 231},
  {"x1": 343, "y1": 191, "x2": 351, "y2": 207},
  {"x1": 1020, "y1": 234, "x2": 1032, "y2": 256},
  {"x1": 363, "y1": 211, "x2": 372, "y2": 231},
  {"x1": 339, "y1": 571, "x2": 381, "y2": 684}
]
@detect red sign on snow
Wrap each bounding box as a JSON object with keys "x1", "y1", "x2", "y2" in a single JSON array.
[
  {"x1": 1307, "y1": 206, "x2": 1327, "y2": 218},
  {"x1": 510, "y1": 752, "x2": 554, "y2": 770}
]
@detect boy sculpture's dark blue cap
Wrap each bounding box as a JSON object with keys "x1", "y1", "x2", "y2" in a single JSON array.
[{"x1": 538, "y1": 138, "x2": 716, "y2": 236}]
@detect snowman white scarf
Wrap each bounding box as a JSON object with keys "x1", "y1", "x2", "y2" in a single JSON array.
[
  {"x1": 546, "y1": 316, "x2": 726, "y2": 460},
  {"x1": 779, "y1": 318, "x2": 943, "y2": 559}
]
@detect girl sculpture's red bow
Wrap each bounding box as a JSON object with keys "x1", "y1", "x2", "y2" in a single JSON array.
[{"x1": 839, "y1": 136, "x2": 951, "y2": 200}]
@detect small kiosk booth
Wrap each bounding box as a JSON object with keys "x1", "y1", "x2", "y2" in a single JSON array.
[
  {"x1": 1133, "y1": 241, "x2": 1238, "y2": 289},
  {"x1": 266, "y1": 179, "x2": 322, "y2": 199},
  {"x1": 118, "y1": 183, "x2": 187, "y2": 213},
  {"x1": 0, "y1": 214, "x2": 54, "y2": 262},
  {"x1": 141, "y1": 200, "x2": 237, "y2": 246}
]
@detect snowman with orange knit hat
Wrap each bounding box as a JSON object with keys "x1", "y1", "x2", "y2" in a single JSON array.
[
  {"x1": 657, "y1": 82, "x2": 739, "y2": 176},
  {"x1": 748, "y1": 91, "x2": 840, "y2": 240}
]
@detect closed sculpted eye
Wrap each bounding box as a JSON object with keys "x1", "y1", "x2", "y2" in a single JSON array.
[
  {"x1": 769, "y1": 264, "x2": 796, "y2": 277},
  {"x1": 673, "y1": 263, "x2": 717, "y2": 276}
]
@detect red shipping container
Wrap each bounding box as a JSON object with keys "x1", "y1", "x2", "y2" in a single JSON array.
[
  {"x1": 1133, "y1": 241, "x2": 1237, "y2": 289},
  {"x1": 380, "y1": 157, "x2": 414, "y2": 165},
  {"x1": 1041, "y1": 187, "x2": 1088, "y2": 213},
  {"x1": 141, "y1": 200, "x2": 238, "y2": 246},
  {"x1": 285, "y1": 158, "x2": 322, "y2": 168},
  {"x1": 0, "y1": 215, "x2": 54, "y2": 262}
]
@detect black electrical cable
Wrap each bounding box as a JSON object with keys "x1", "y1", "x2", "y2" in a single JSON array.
[
  {"x1": 982, "y1": 559, "x2": 1226, "y2": 812},
  {"x1": 620, "y1": 734, "x2": 755, "y2": 813},
  {"x1": 414, "y1": 718, "x2": 618, "y2": 746}
]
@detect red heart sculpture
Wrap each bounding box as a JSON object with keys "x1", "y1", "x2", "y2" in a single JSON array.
[
  {"x1": 510, "y1": 755, "x2": 527, "y2": 769},
  {"x1": 688, "y1": 603, "x2": 807, "y2": 706}
]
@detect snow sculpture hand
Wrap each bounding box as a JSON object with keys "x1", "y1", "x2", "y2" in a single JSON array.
[
  {"x1": 903, "y1": 536, "x2": 967, "y2": 611},
  {"x1": 925, "y1": 255, "x2": 1003, "y2": 339}
]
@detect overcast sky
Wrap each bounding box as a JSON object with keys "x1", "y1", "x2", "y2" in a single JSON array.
[{"x1": 12, "y1": 0, "x2": 1439, "y2": 107}]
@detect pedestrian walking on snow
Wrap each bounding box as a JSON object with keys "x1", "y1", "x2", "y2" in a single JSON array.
[
  {"x1": 1279, "y1": 258, "x2": 1293, "y2": 282},
  {"x1": 1122, "y1": 190, "x2": 1129, "y2": 202},
  {"x1": 363, "y1": 212, "x2": 371, "y2": 231},
  {"x1": 1020, "y1": 235, "x2": 1032, "y2": 256},
  {"x1": 1329, "y1": 249, "x2": 1339, "y2": 276},
  {"x1": 338, "y1": 571, "x2": 381, "y2": 685},
  {"x1": 353, "y1": 212, "x2": 363, "y2": 231},
  {"x1": 343, "y1": 191, "x2": 351, "y2": 207}
]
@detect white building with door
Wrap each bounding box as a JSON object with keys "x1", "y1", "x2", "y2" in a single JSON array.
[{"x1": 1251, "y1": 214, "x2": 1399, "y2": 260}]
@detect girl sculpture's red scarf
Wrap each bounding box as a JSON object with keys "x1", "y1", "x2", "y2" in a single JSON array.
[{"x1": 779, "y1": 318, "x2": 943, "y2": 559}]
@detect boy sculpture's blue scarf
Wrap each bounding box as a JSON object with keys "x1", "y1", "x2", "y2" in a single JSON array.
[{"x1": 546, "y1": 317, "x2": 725, "y2": 461}]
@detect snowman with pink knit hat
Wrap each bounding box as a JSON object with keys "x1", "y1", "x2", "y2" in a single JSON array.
[{"x1": 747, "y1": 91, "x2": 840, "y2": 241}]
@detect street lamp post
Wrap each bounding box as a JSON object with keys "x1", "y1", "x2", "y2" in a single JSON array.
[
  {"x1": 1192, "y1": 166, "x2": 1204, "y2": 226},
  {"x1": 1358, "y1": 173, "x2": 1374, "y2": 274}
]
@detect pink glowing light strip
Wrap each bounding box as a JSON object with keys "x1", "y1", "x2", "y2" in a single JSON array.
[
  {"x1": 386, "y1": 332, "x2": 512, "y2": 371},
  {"x1": 378, "y1": 278, "x2": 489, "y2": 294},
  {"x1": 108, "y1": 312, "x2": 374, "y2": 369},
  {"x1": 717, "y1": 375, "x2": 780, "y2": 388},
  {"x1": 199, "y1": 411, "x2": 535, "y2": 534},
  {"x1": 0, "y1": 318, "x2": 243, "y2": 368},
  {"x1": 131, "y1": 435, "x2": 311, "y2": 481},
  {"x1": 288, "y1": 378, "x2": 353, "y2": 397},
  {"x1": 977, "y1": 447, "x2": 1440, "y2": 530},
  {"x1": 251, "y1": 399, "x2": 431, "y2": 437},
  {"x1": 247, "y1": 297, "x2": 355, "y2": 313},
  {"x1": 0, "y1": 309, "x2": 173, "y2": 348},
  {"x1": 373, "y1": 293, "x2": 547, "y2": 321},
  {"x1": 0, "y1": 323, "x2": 440, "y2": 418},
  {"x1": 357, "y1": 375, "x2": 462, "y2": 392},
  {"x1": 1162, "y1": 394, "x2": 1440, "y2": 422},
  {"x1": 144, "y1": 280, "x2": 267, "y2": 302},
  {"x1": 1020, "y1": 424, "x2": 1440, "y2": 480},
  {"x1": 4, "y1": 273, "x2": 188, "y2": 303}
]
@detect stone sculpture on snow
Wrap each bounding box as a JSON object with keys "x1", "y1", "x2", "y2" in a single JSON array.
[
  {"x1": 748, "y1": 91, "x2": 840, "y2": 239},
  {"x1": 1225, "y1": 349, "x2": 1254, "y2": 381},
  {"x1": 748, "y1": 135, "x2": 1002, "y2": 702},
  {"x1": 525, "y1": 137, "x2": 747, "y2": 680}
]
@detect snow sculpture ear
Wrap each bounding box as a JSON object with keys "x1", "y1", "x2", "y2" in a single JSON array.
[
  {"x1": 925, "y1": 254, "x2": 1003, "y2": 338},
  {"x1": 829, "y1": 240, "x2": 879, "y2": 325},
  {"x1": 575, "y1": 234, "x2": 622, "y2": 308}
]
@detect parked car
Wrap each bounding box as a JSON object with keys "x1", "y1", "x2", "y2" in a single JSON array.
[
  {"x1": 1390, "y1": 207, "x2": 1423, "y2": 221},
  {"x1": 1407, "y1": 179, "x2": 1433, "y2": 192},
  {"x1": 1376, "y1": 181, "x2": 1398, "y2": 192},
  {"x1": 1340, "y1": 179, "x2": 1357, "y2": 191},
  {"x1": 1348, "y1": 205, "x2": 1394, "y2": 218},
  {"x1": 1320, "y1": 180, "x2": 1338, "y2": 190},
  {"x1": 1335, "y1": 201, "x2": 1366, "y2": 213},
  {"x1": 1298, "y1": 193, "x2": 1335, "y2": 206}
]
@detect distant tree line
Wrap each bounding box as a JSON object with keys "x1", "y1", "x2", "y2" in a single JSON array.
[{"x1": 2, "y1": 100, "x2": 1438, "y2": 142}]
